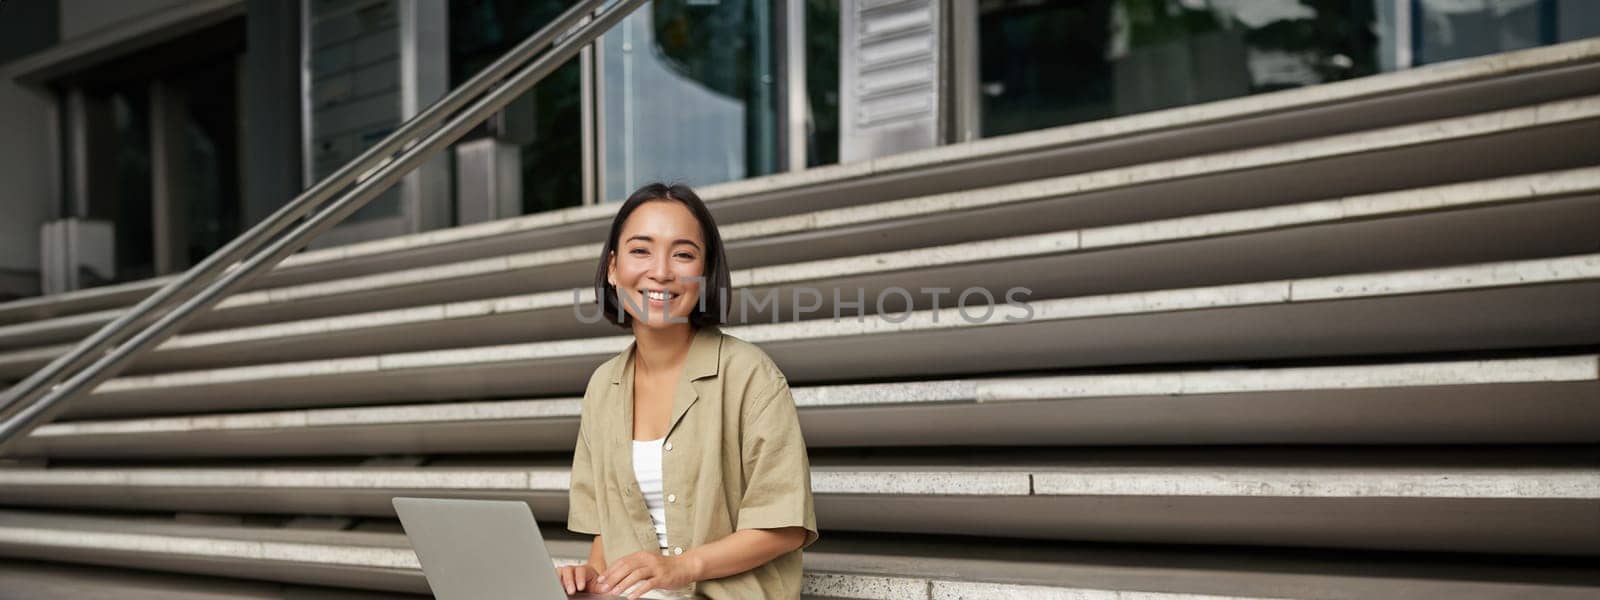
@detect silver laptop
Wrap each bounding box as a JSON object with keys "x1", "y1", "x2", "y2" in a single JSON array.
[{"x1": 393, "y1": 497, "x2": 619, "y2": 599}]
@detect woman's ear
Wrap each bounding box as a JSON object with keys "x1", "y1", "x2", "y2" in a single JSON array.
[{"x1": 606, "y1": 251, "x2": 616, "y2": 288}]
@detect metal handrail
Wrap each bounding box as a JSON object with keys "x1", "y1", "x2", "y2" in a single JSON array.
[
  {"x1": 0, "y1": 0, "x2": 647, "y2": 447},
  {"x1": 0, "y1": 0, "x2": 604, "y2": 424}
]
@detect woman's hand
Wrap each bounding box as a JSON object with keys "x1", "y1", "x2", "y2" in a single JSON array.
[
  {"x1": 556, "y1": 563, "x2": 600, "y2": 596},
  {"x1": 595, "y1": 551, "x2": 699, "y2": 599}
]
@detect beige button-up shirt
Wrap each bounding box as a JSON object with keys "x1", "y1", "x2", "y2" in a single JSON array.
[{"x1": 567, "y1": 325, "x2": 819, "y2": 599}]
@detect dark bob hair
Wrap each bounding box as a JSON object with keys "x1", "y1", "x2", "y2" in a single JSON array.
[{"x1": 594, "y1": 182, "x2": 732, "y2": 329}]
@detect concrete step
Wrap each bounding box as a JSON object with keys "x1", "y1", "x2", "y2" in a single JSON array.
[
  {"x1": 54, "y1": 253, "x2": 1600, "y2": 419},
  {"x1": 3, "y1": 167, "x2": 1594, "y2": 377},
  {"x1": 1, "y1": 448, "x2": 1596, "y2": 555},
  {"x1": 5, "y1": 38, "x2": 1597, "y2": 327},
  {"x1": 0, "y1": 560, "x2": 417, "y2": 599},
  {"x1": 10, "y1": 354, "x2": 1597, "y2": 458},
  {"x1": 5, "y1": 92, "x2": 1599, "y2": 349},
  {"x1": 0, "y1": 509, "x2": 1596, "y2": 598}
]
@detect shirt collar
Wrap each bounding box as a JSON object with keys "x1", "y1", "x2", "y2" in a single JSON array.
[{"x1": 609, "y1": 325, "x2": 723, "y2": 385}]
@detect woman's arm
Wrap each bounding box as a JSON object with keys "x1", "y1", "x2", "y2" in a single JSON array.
[
  {"x1": 681, "y1": 526, "x2": 806, "y2": 581},
  {"x1": 595, "y1": 527, "x2": 806, "y2": 598},
  {"x1": 588, "y1": 534, "x2": 607, "y2": 571}
]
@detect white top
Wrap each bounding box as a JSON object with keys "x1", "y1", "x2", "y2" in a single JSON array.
[{"x1": 631, "y1": 438, "x2": 669, "y2": 548}]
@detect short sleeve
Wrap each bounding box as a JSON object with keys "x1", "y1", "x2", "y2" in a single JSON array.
[
  {"x1": 567, "y1": 422, "x2": 602, "y2": 535},
  {"x1": 735, "y1": 373, "x2": 819, "y2": 549}
]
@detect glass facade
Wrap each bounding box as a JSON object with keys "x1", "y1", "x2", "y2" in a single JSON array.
[
  {"x1": 430, "y1": 0, "x2": 1595, "y2": 215},
  {"x1": 973, "y1": 0, "x2": 1599, "y2": 140},
  {"x1": 805, "y1": 0, "x2": 841, "y2": 168},
  {"x1": 601, "y1": 0, "x2": 780, "y2": 199},
  {"x1": 1414, "y1": 0, "x2": 1600, "y2": 66},
  {"x1": 50, "y1": 13, "x2": 246, "y2": 283},
  {"x1": 166, "y1": 61, "x2": 243, "y2": 268},
  {"x1": 450, "y1": 0, "x2": 584, "y2": 215},
  {"x1": 59, "y1": 84, "x2": 156, "y2": 284},
  {"x1": 17, "y1": 0, "x2": 1600, "y2": 296},
  {"x1": 976, "y1": 0, "x2": 1383, "y2": 138},
  {"x1": 108, "y1": 87, "x2": 155, "y2": 283}
]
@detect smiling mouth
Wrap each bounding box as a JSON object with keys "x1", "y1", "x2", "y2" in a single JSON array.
[{"x1": 643, "y1": 289, "x2": 677, "y2": 302}]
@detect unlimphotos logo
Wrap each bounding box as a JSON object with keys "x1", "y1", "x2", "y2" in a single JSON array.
[{"x1": 574, "y1": 277, "x2": 1034, "y2": 325}]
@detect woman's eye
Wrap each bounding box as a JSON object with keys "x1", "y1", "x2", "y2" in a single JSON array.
[
  {"x1": 629, "y1": 248, "x2": 647, "y2": 256},
  {"x1": 675, "y1": 252, "x2": 695, "y2": 260}
]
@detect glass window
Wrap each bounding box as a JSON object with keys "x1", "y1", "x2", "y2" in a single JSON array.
[
  {"x1": 56, "y1": 18, "x2": 244, "y2": 285},
  {"x1": 976, "y1": 0, "x2": 1382, "y2": 138},
  {"x1": 450, "y1": 0, "x2": 583, "y2": 214},
  {"x1": 806, "y1": 0, "x2": 841, "y2": 168},
  {"x1": 63, "y1": 84, "x2": 155, "y2": 284},
  {"x1": 167, "y1": 60, "x2": 243, "y2": 268},
  {"x1": 602, "y1": 0, "x2": 780, "y2": 198},
  {"x1": 1414, "y1": 0, "x2": 1600, "y2": 66},
  {"x1": 974, "y1": 0, "x2": 1600, "y2": 139},
  {"x1": 108, "y1": 86, "x2": 155, "y2": 283}
]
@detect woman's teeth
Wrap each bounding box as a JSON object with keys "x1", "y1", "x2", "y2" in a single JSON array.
[{"x1": 645, "y1": 290, "x2": 674, "y2": 301}]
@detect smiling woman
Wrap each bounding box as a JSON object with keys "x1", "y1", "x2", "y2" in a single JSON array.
[
  {"x1": 594, "y1": 183, "x2": 733, "y2": 329},
  {"x1": 560, "y1": 183, "x2": 818, "y2": 600}
]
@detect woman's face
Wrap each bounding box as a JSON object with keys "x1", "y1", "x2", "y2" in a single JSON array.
[{"x1": 607, "y1": 200, "x2": 707, "y2": 329}]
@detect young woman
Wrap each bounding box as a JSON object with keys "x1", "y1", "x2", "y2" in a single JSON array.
[{"x1": 558, "y1": 183, "x2": 818, "y2": 599}]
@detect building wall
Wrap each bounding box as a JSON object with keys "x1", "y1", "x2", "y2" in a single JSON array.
[
  {"x1": 0, "y1": 82, "x2": 54, "y2": 299},
  {"x1": 0, "y1": 1, "x2": 60, "y2": 299},
  {"x1": 57, "y1": 0, "x2": 190, "y2": 40}
]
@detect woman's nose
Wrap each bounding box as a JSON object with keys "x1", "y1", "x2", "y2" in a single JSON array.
[{"x1": 648, "y1": 255, "x2": 672, "y2": 280}]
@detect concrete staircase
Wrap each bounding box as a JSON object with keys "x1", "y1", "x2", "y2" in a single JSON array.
[{"x1": 1, "y1": 39, "x2": 1597, "y2": 598}]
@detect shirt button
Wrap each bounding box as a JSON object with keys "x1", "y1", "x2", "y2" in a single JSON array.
[
  {"x1": 667, "y1": 493, "x2": 677, "y2": 503},
  {"x1": 672, "y1": 547, "x2": 683, "y2": 555},
  {"x1": 664, "y1": 441, "x2": 673, "y2": 452}
]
